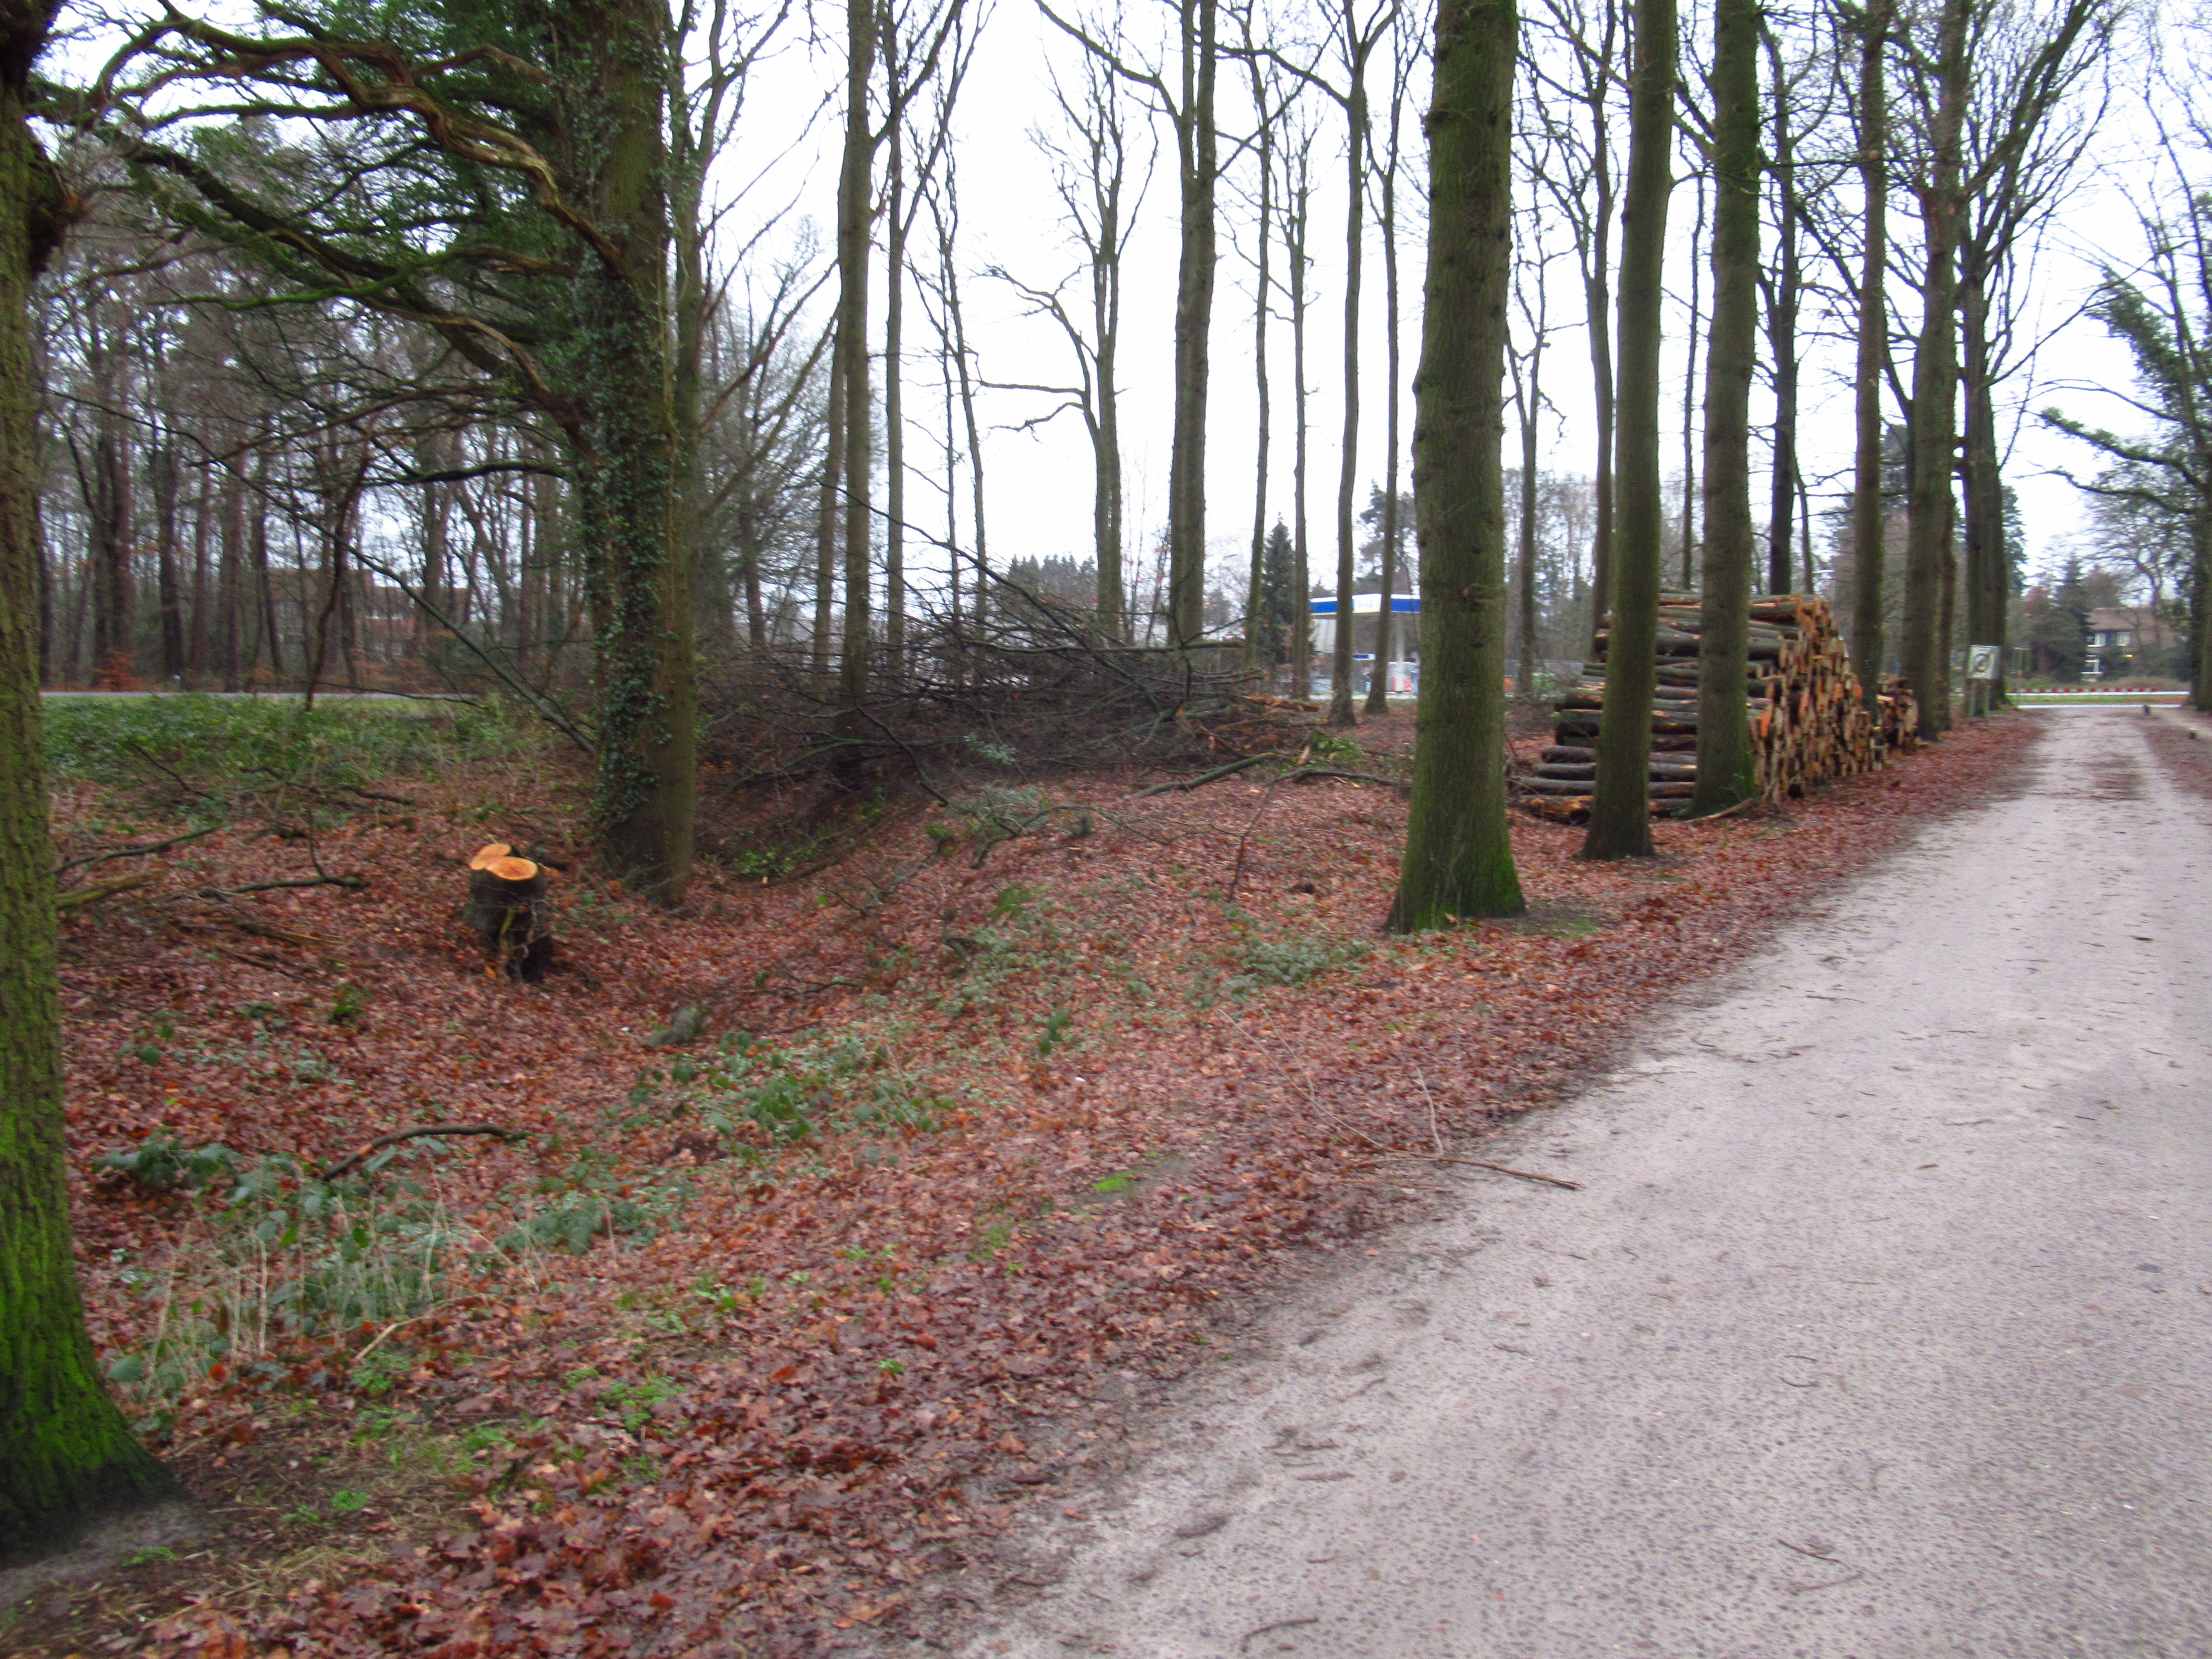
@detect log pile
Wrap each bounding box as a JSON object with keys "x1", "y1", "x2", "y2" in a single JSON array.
[{"x1": 1516, "y1": 594, "x2": 1920, "y2": 824}]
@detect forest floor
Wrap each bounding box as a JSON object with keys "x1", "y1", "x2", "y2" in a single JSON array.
[
  {"x1": 883, "y1": 702, "x2": 2212, "y2": 1658},
  {"x1": 7, "y1": 699, "x2": 2036, "y2": 1658}
]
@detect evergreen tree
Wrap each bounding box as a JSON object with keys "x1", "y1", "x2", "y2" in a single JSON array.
[{"x1": 1255, "y1": 518, "x2": 1299, "y2": 665}]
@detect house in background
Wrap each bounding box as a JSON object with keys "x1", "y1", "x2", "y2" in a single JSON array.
[{"x1": 2082, "y1": 606, "x2": 2180, "y2": 679}]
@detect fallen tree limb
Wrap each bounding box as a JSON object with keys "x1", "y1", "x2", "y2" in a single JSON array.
[
  {"x1": 56, "y1": 872, "x2": 160, "y2": 912},
  {"x1": 1281, "y1": 767, "x2": 1409, "y2": 792},
  {"x1": 320, "y1": 1123, "x2": 525, "y2": 1182},
  {"x1": 1400, "y1": 1151, "x2": 1582, "y2": 1190},
  {"x1": 195, "y1": 876, "x2": 368, "y2": 898},
  {"x1": 55, "y1": 826, "x2": 219, "y2": 876},
  {"x1": 1132, "y1": 754, "x2": 1270, "y2": 796}
]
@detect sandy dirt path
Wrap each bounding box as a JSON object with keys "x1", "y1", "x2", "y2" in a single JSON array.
[{"x1": 901, "y1": 709, "x2": 2212, "y2": 1659}]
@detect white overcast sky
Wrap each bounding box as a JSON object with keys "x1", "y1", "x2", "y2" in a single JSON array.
[{"x1": 713, "y1": 0, "x2": 2168, "y2": 606}]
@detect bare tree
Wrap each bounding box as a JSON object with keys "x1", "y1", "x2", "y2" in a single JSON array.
[
  {"x1": 1040, "y1": 0, "x2": 1220, "y2": 650},
  {"x1": 1580, "y1": 0, "x2": 1673, "y2": 860},
  {"x1": 1688, "y1": 0, "x2": 1759, "y2": 816},
  {"x1": 1386, "y1": 0, "x2": 1524, "y2": 928}
]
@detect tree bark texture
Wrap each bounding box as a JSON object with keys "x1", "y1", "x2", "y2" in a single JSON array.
[
  {"x1": 1386, "y1": 0, "x2": 1524, "y2": 930},
  {"x1": 833, "y1": 0, "x2": 878, "y2": 739},
  {"x1": 1689, "y1": 0, "x2": 1760, "y2": 817},
  {"x1": 1167, "y1": 0, "x2": 1218, "y2": 649},
  {"x1": 1, "y1": 0, "x2": 186, "y2": 1562},
  {"x1": 1848, "y1": 0, "x2": 1891, "y2": 714},
  {"x1": 563, "y1": 0, "x2": 695, "y2": 902},
  {"x1": 1364, "y1": 105, "x2": 1403, "y2": 716},
  {"x1": 1327, "y1": 59, "x2": 1369, "y2": 728},
  {"x1": 1581, "y1": 0, "x2": 1674, "y2": 860},
  {"x1": 1902, "y1": 0, "x2": 1970, "y2": 742},
  {"x1": 1245, "y1": 64, "x2": 1273, "y2": 672},
  {"x1": 1763, "y1": 23, "x2": 1801, "y2": 597}
]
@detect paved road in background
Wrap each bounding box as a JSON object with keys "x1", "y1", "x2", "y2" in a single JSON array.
[{"x1": 919, "y1": 708, "x2": 2212, "y2": 1659}]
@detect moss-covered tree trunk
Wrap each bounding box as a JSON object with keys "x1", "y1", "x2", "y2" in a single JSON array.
[
  {"x1": 1688, "y1": 0, "x2": 1760, "y2": 817},
  {"x1": 1580, "y1": 0, "x2": 1674, "y2": 861},
  {"x1": 1848, "y1": 0, "x2": 1891, "y2": 714},
  {"x1": 2, "y1": 0, "x2": 185, "y2": 1562},
  {"x1": 567, "y1": 0, "x2": 695, "y2": 903},
  {"x1": 1384, "y1": 0, "x2": 1523, "y2": 932}
]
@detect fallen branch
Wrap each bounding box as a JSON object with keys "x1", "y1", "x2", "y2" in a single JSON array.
[
  {"x1": 1400, "y1": 1151, "x2": 1582, "y2": 1191},
  {"x1": 320, "y1": 1123, "x2": 524, "y2": 1182},
  {"x1": 1281, "y1": 767, "x2": 1409, "y2": 792},
  {"x1": 54, "y1": 825, "x2": 218, "y2": 876},
  {"x1": 1133, "y1": 754, "x2": 1270, "y2": 796},
  {"x1": 194, "y1": 875, "x2": 368, "y2": 898},
  {"x1": 55, "y1": 871, "x2": 160, "y2": 912}
]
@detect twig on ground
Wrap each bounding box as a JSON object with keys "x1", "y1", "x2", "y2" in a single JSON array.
[
  {"x1": 320, "y1": 1123, "x2": 524, "y2": 1182},
  {"x1": 1226, "y1": 773, "x2": 1289, "y2": 901},
  {"x1": 1238, "y1": 1616, "x2": 1321, "y2": 1649},
  {"x1": 1784, "y1": 1570, "x2": 1866, "y2": 1595},
  {"x1": 1400, "y1": 1151, "x2": 1582, "y2": 1191}
]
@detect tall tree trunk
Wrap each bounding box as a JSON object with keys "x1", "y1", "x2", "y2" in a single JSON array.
[
  {"x1": 1689, "y1": 0, "x2": 1760, "y2": 816},
  {"x1": 1385, "y1": 0, "x2": 1522, "y2": 930},
  {"x1": 885, "y1": 106, "x2": 908, "y2": 678},
  {"x1": 151, "y1": 442, "x2": 183, "y2": 683},
  {"x1": 1763, "y1": 22, "x2": 1800, "y2": 595},
  {"x1": 1, "y1": 0, "x2": 185, "y2": 1560},
  {"x1": 1848, "y1": 0, "x2": 1891, "y2": 712},
  {"x1": 1245, "y1": 70, "x2": 1273, "y2": 673},
  {"x1": 1581, "y1": 0, "x2": 1674, "y2": 861},
  {"x1": 1513, "y1": 336, "x2": 1541, "y2": 701},
  {"x1": 832, "y1": 0, "x2": 878, "y2": 739},
  {"x1": 1093, "y1": 217, "x2": 1125, "y2": 640},
  {"x1": 1901, "y1": 0, "x2": 1969, "y2": 742},
  {"x1": 1327, "y1": 58, "x2": 1369, "y2": 728},
  {"x1": 1678, "y1": 170, "x2": 1703, "y2": 592},
  {"x1": 565, "y1": 0, "x2": 694, "y2": 902},
  {"x1": 1166, "y1": 0, "x2": 1218, "y2": 649},
  {"x1": 1286, "y1": 142, "x2": 1313, "y2": 686},
  {"x1": 88, "y1": 404, "x2": 132, "y2": 688},
  {"x1": 1365, "y1": 102, "x2": 1405, "y2": 717},
  {"x1": 813, "y1": 346, "x2": 844, "y2": 674},
  {"x1": 1572, "y1": 3, "x2": 1621, "y2": 659},
  {"x1": 1959, "y1": 260, "x2": 2005, "y2": 709},
  {"x1": 185, "y1": 462, "x2": 210, "y2": 679}
]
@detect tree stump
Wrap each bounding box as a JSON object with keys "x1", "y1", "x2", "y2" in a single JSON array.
[{"x1": 463, "y1": 844, "x2": 554, "y2": 981}]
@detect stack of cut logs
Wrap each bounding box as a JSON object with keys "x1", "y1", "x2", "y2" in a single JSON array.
[{"x1": 1516, "y1": 594, "x2": 1920, "y2": 823}]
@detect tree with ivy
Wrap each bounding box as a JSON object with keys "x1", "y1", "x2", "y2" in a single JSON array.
[
  {"x1": 73, "y1": 0, "x2": 701, "y2": 899},
  {"x1": 3, "y1": 0, "x2": 186, "y2": 1564}
]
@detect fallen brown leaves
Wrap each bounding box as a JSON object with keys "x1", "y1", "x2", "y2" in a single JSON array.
[{"x1": 32, "y1": 709, "x2": 2038, "y2": 1658}]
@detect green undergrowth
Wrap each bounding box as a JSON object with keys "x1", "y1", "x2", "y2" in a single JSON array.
[
  {"x1": 46, "y1": 693, "x2": 529, "y2": 783},
  {"x1": 627, "y1": 1027, "x2": 959, "y2": 1146}
]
